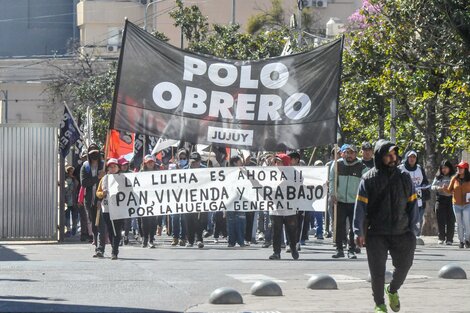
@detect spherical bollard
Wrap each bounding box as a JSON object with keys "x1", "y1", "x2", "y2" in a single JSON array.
[
  {"x1": 209, "y1": 287, "x2": 243, "y2": 304},
  {"x1": 416, "y1": 237, "x2": 425, "y2": 246},
  {"x1": 251, "y1": 280, "x2": 283, "y2": 296},
  {"x1": 367, "y1": 271, "x2": 393, "y2": 284},
  {"x1": 307, "y1": 274, "x2": 338, "y2": 290},
  {"x1": 438, "y1": 264, "x2": 467, "y2": 280}
]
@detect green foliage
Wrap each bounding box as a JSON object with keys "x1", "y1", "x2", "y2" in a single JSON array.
[
  {"x1": 169, "y1": 0, "x2": 208, "y2": 43},
  {"x1": 246, "y1": 0, "x2": 285, "y2": 34}
]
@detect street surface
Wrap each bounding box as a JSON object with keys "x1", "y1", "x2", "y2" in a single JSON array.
[{"x1": 0, "y1": 236, "x2": 469, "y2": 313}]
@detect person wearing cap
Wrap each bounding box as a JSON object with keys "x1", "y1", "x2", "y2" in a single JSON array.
[
  {"x1": 398, "y1": 151, "x2": 430, "y2": 237},
  {"x1": 96, "y1": 158, "x2": 123, "y2": 260},
  {"x1": 361, "y1": 142, "x2": 374, "y2": 169},
  {"x1": 184, "y1": 152, "x2": 207, "y2": 248},
  {"x1": 64, "y1": 165, "x2": 79, "y2": 237},
  {"x1": 431, "y1": 160, "x2": 456, "y2": 245},
  {"x1": 443, "y1": 161, "x2": 470, "y2": 248},
  {"x1": 353, "y1": 140, "x2": 419, "y2": 313},
  {"x1": 80, "y1": 143, "x2": 106, "y2": 257},
  {"x1": 117, "y1": 156, "x2": 132, "y2": 246},
  {"x1": 269, "y1": 153, "x2": 300, "y2": 260},
  {"x1": 140, "y1": 154, "x2": 159, "y2": 249},
  {"x1": 329, "y1": 144, "x2": 368, "y2": 259}
]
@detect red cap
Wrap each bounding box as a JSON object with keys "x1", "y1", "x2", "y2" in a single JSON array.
[
  {"x1": 456, "y1": 161, "x2": 469, "y2": 169},
  {"x1": 118, "y1": 156, "x2": 129, "y2": 166},
  {"x1": 275, "y1": 153, "x2": 291, "y2": 166},
  {"x1": 106, "y1": 158, "x2": 119, "y2": 167}
]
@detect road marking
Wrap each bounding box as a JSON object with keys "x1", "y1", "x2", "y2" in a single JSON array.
[
  {"x1": 226, "y1": 274, "x2": 286, "y2": 283},
  {"x1": 305, "y1": 274, "x2": 365, "y2": 283}
]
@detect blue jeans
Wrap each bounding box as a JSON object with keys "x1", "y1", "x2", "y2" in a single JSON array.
[
  {"x1": 260, "y1": 212, "x2": 272, "y2": 242},
  {"x1": 171, "y1": 214, "x2": 186, "y2": 240},
  {"x1": 226, "y1": 212, "x2": 246, "y2": 246},
  {"x1": 453, "y1": 204, "x2": 470, "y2": 243}
]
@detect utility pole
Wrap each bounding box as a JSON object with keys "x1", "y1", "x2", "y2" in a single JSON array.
[
  {"x1": 0, "y1": 90, "x2": 8, "y2": 124},
  {"x1": 144, "y1": 0, "x2": 168, "y2": 32},
  {"x1": 231, "y1": 0, "x2": 236, "y2": 24}
]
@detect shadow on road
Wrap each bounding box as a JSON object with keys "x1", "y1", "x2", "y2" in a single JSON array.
[
  {"x1": 0, "y1": 300, "x2": 180, "y2": 313},
  {"x1": 0, "y1": 245, "x2": 28, "y2": 261}
]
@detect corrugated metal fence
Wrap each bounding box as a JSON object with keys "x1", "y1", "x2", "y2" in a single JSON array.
[{"x1": 0, "y1": 125, "x2": 58, "y2": 240}]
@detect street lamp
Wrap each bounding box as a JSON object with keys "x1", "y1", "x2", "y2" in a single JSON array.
[{"x1": 144, "y1": 0, "x2": 170, "y2": 32}]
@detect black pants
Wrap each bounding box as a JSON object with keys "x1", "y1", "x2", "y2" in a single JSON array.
[
  {"x1": 88, "y1": 205, "x2": 106, "y2": 253},
  {"x1": 272, "y1": 215, "x2": 298, "y2": 254},
  {"x1": 436, "y1": 196, "x2": 455, "y2": 242},
  {"x1": 185, "y1": 213, "x2": 208, "y2": 244},
  {"x1": 78, "y1": 204, "x2": 90, "y2": 237},
  {"x1": 213, "y1": 211, "x2": 227, "y2": 238},
  {"x1": 141, "y1": 217, "x2": 157, "y2": 245},
  {"x1": 245, "y1": 212, "x2": 255, "y2": 242},
  {"x1": 366, "y1": 232, "x2": 416, "y2": 306},
  {"x1": 335, "y1": 202, "x2": 356, "y2": 251},
  {"x1": 296, "y1": 212, "x2": 310, "y2": 242},
  {"x1": 103, "y1": 213, "x2": 124, "y2": 255}
]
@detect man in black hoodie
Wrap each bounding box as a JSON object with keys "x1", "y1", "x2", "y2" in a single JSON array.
[
  {"x1": 354, "y1": 140, "x2": 419, "y2": 313},
  {"x1": 80, "y1": 144, "x2": 105, "y2": 257}
]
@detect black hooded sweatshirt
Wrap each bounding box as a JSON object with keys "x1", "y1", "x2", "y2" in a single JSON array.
[{"x1": 353, "y1": 140, "x2": 419, "y2": 237}]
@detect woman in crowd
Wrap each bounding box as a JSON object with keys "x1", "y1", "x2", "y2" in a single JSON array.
[
  {"x1": 96, "y1": 158, "x2": 123, "y2": 260},
  {"x1": 226, "y1": 156, "x2": 246, "y2": 248},
  {"x1": 444, "y1": 161, "x2": 470, "y2": 248},
  {"x1": 140, "y1": 154, "x2": 160, "y2": 248},
  {"x1": 431, "y1": 160, "x2": 455, "y2": 245}
]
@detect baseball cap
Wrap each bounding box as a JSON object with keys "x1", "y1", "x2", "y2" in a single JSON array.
[
  {"x1": 144, "y1": 154, "x2": 156, "y2": 163},
  {"x1": 118, "y1": 156, "x2": 129, "y2": 166},
  {"x1": 456, "y1": 161, "x2": 469, "y2": 169},
  {"x1": 189, "y1": 152, "x2": 201, "y2": 161},
  {"x1": 106, "y1": 158, "x2": 119, "y2": 167},
  {"x1": 344, "y1": 144, "x2": 357, "y2": 152},
  {"x1": 361, "y1": 142, "x2": 372, "y2": 150}
]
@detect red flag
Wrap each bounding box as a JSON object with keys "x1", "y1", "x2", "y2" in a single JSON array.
[{"x1": 107, "y1": 129, "x2": 134, "y2": 159}]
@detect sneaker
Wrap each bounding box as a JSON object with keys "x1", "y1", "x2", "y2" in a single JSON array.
[
  {"x1": 326, "y1": 231, "x2": 332, "y2": 238},
  {"x1": 149, "y1": 242, "x2": 156, "y2": 249},
  {"x1": 300, "y1": 240, "x2": 306, "y2": 245},
  {"x1": 203, "y1": 230, "x2": 213, "y2": 238},
  {"x1": 239, "y1": 244, "x2": 247, "y2": 247},
  {"x1": 197, "y1": 241, "x2": 204, "y2": 248},
  {"x1": 111, "y1": 254, "x2": 118, "y2": 260},
  {"x1": 332, "y1": 250, "x2": 345, "y2": 258},
  {"x1": 244, "y1": 241, "x2": 251, "y2": 246},
  {"x1": 186, "y1": 242, "x2": 194, "y2": 247},
  {"x1": 171, "y1": 238, "x2": 178, "y2": 246},
  {"x1": 227, "y1": 244, "x2": 235, "y2": 247},
  {"x1": 94, "y1": 251, "x2": 104, "y2": 258},
  {"x1": 179, "y1": 239, "x2": 186, "y2": 247},
  {"x1": 348, "y1": 250, "x2": 357, "y2": 259},
  {"x1": 142, "y1": 242, "x2": 148, "y2": 248},
  {"x1": 354, "y1": 247, "x2": 361, "y2": 254},
  {"x1": 296, "y1": 242, "x2": 301, "y2": 251},
  {"x1": 459, "y1": 242, "x2": 465, "y2": 248},
  {"x1": 438, "y1": 240, "x2": 444, "y2": 245},
  {"x1": 123, "y1": 236, "x2": 129, "y2": 245},
  {"x1": 269, "y1": 253, "x2": 281, "y2": 260},
  {"x1": 291, "y1": 249, "x2": 299, "y2": 260},
  {"x1": 446, "y1": 241, "x2": 452, "y2": 246},
  {"x1": 465, "y1": 241, "x2": 470, "y2": 248},
  {"x1": 286, "y1": 246, "x2": 291, "y2": 253},
  {"x1": 214, "y1": 238, "x2": 219, "y2": 244},
  {"x1": 317, "y1": 236, "x2": 324, "y2": 240},
  {"x1": 262, "y1": 242, "x2": 271, "y2": 248},
  {"x1": 281, "y1": 243, "x2": 286, "y2": 249},
  {"x1": 385, "y1": 285, "x2": 400, "y2": 312},
  {"x1": 375, "y1": 304, "x2": 388, "y2": 313},
  {"x1": 119, "y1": 239, "x2": 123, "y2": 246}
]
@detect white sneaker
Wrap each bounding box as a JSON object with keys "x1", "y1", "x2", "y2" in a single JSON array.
[
  {"x1": 438, "y1": 240, "x2": 444, "y2": 245},
  {"x1": 214, "y1": 238, "x2": 219, "y2": 244},
  {"x1": 286, "y1": 246, "x2": 291, "y2": 253}
]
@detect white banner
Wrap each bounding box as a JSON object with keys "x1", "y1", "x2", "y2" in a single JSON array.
[{"x1": 107, "y1": 166, "x2": 328, "y2": 220}]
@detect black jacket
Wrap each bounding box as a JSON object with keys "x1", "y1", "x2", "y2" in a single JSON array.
[
  {"x1": 353, "y1": 140, "x2": 419, "y2": 236},
  {"x1": 80, "y1": 160, "x2": 104, "y2": 208}
]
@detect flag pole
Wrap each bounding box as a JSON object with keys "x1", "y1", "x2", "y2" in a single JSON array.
[
  {"x1": 333, "y1": 144, "x2": 339, "y2": 243},
  {"x1": 307, "y1": 147, "x2": 317, "y2": 166}
]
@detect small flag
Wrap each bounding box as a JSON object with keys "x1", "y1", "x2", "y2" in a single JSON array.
[
  {"x1": 59, "y1": 104, "x2": 83, "y2": 158},
  {"x1": 107, "y1": 129, "x2": 134, "y2": 159}
]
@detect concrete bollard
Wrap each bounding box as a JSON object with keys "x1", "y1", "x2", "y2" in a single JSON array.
[
  {"x1": 367, "y1": 271, "x2": 393, "y2": 284},
  {"x1": 209, "y1": 287, "x2": 243, "y2": 304},
  {"x1": 251, "y1": 280, "x2": 283, "y2": 296},
  {"x1": 307, "y1": 274, "x2": 338, "y2": 290},
  {"x1": 438, "y1": 264, "x2": 467, "y2": 279}
]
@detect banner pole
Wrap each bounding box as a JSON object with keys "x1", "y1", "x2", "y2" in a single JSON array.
[
  {"x1": 333, "y1": 143, "x2": 339, "y2": 243},
  {"x1": 307, "y1": 147, "x2": 317, "y2": 166}
]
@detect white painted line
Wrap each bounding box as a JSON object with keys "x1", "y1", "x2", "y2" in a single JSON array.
[
  {"x1": 305, "y1": 274, "x2": 365, "y2": 283},
  {"x1": 226, "y1": 274, "x2": 286, "y2": 283}
]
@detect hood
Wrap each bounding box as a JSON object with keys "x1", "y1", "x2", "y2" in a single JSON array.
[
  {"x1": 374, "y1": 139, "x2": 399, "y2": 170},
  {"x1": 403, "y1": 150, "x2": 418, "y2": 171},
  {"x1": 87, "y1": 143, "x2": 102, "y2": 164}
]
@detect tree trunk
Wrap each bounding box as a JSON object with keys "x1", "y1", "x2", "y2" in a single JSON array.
[{"x1": 377, "y1": 96, "x2": 385, "y2": 139}]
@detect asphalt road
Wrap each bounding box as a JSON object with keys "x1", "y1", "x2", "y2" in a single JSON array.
[{"x1": 0, "y1": 235, "x2": 469, "y2": 313}]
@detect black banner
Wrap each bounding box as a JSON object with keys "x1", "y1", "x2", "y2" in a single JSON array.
[{"x1": 111, "y1": 21, "x2": 342, "y2": 150}]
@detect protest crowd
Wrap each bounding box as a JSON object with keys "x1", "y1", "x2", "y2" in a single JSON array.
[{"x1": 63, "y1": 141, "x2": 470, "y2": 261}]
